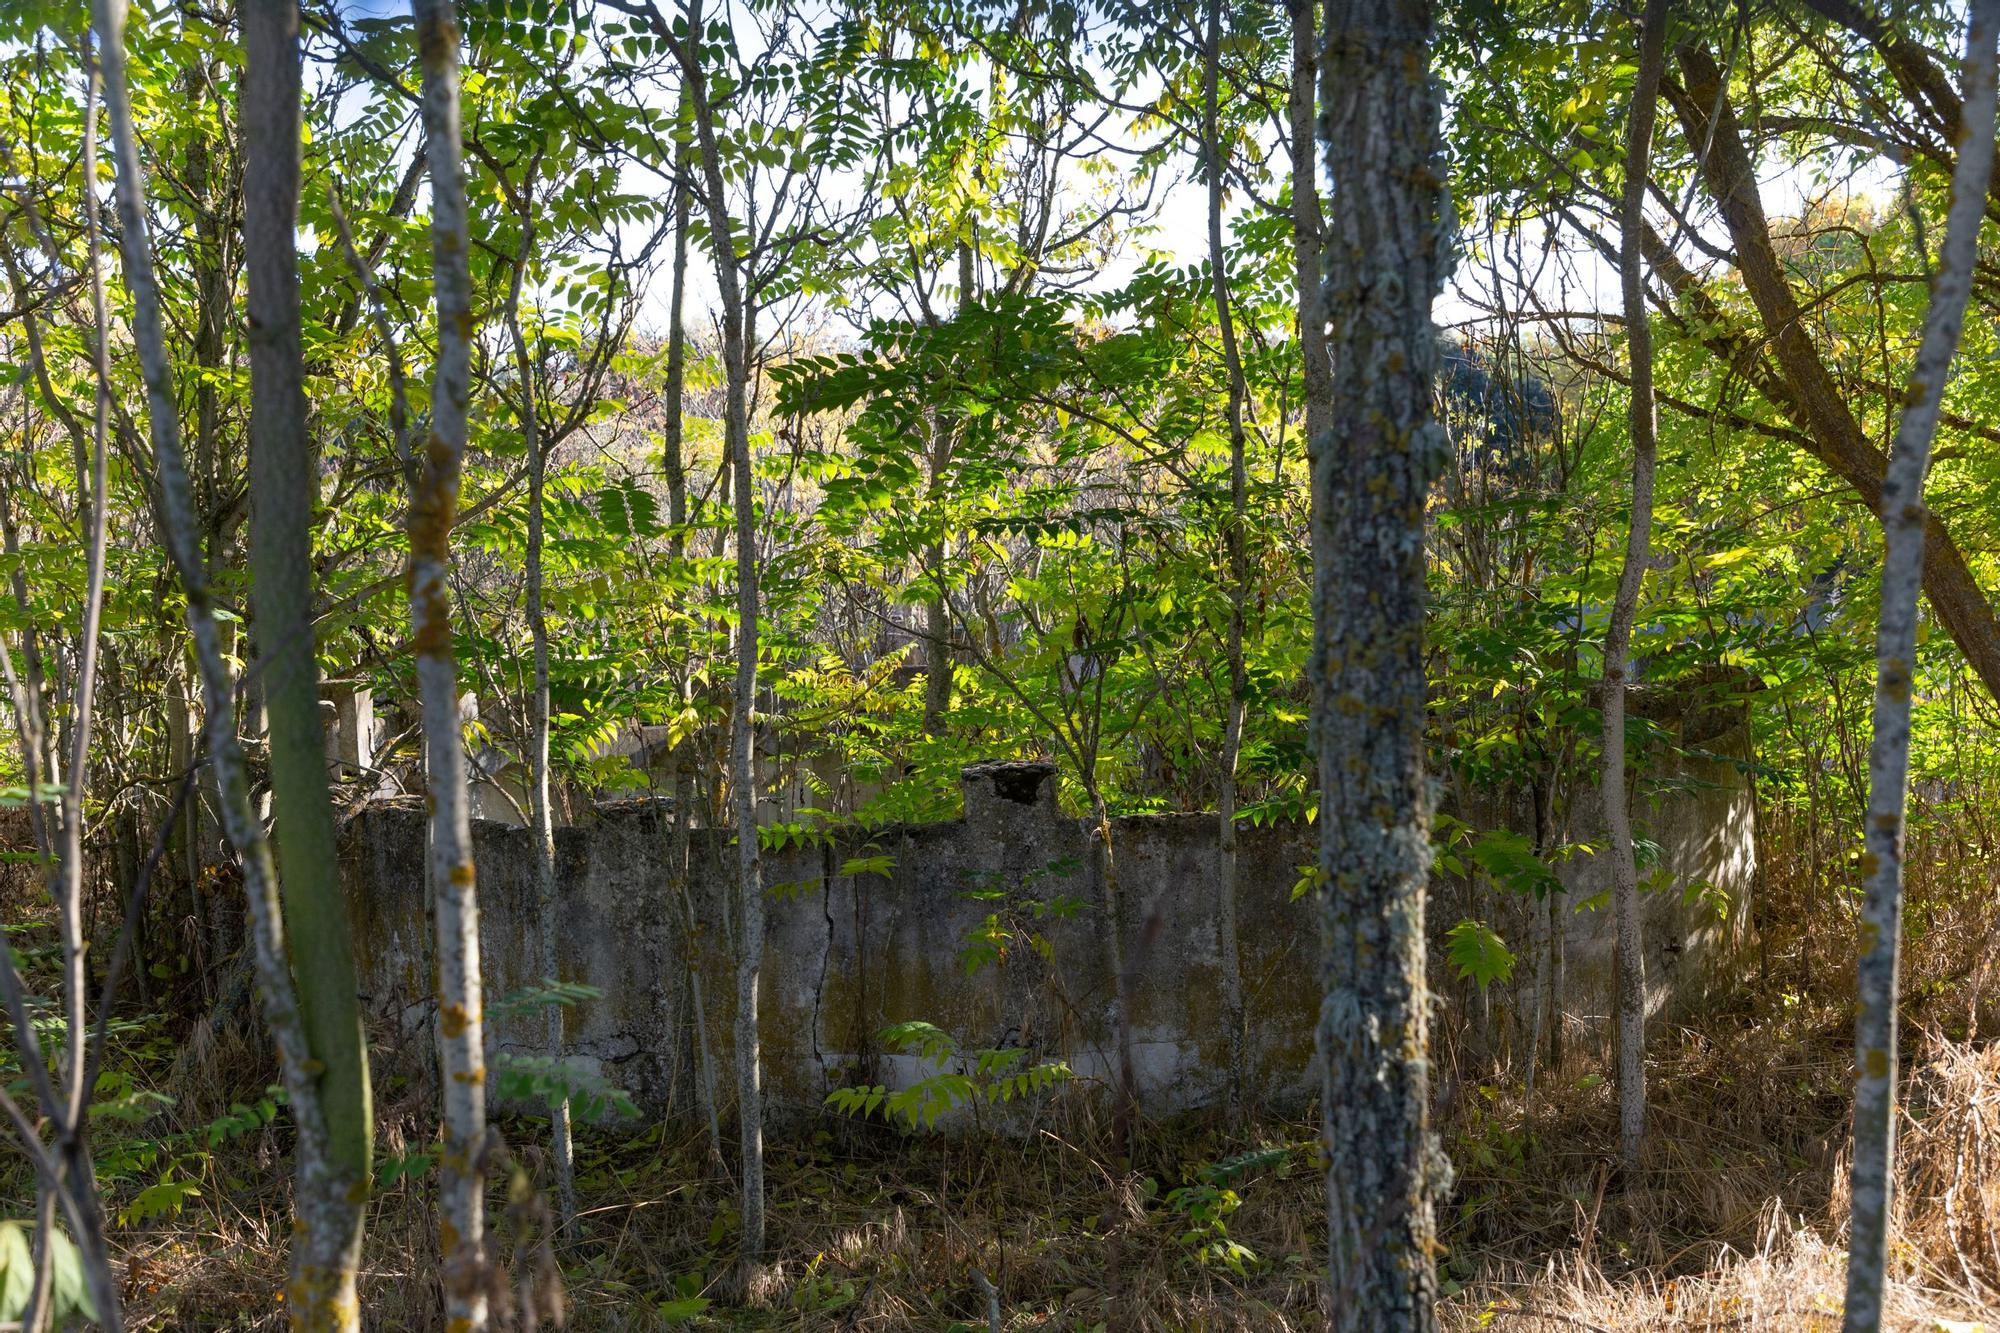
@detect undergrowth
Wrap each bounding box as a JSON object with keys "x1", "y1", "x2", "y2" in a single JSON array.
[
  {"x1": 74, "y1": 1013, "x2": 2000, "y2": 1330},
  {"x1": 9, "y1": 812, "x2": 2000, "y2": 1330}
]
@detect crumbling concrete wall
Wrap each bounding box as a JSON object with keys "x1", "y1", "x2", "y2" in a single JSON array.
[
  {"x1": 1432, "y1": 721, "x2": 1759, "y2": 1075},
  {"x1": 340, "y1": 742, "x2": 1755, "y2": 1123}
]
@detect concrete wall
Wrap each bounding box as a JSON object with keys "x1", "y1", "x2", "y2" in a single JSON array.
[{"x1": 340, "y1": 742, "x2": 1756, "y2": 1124}]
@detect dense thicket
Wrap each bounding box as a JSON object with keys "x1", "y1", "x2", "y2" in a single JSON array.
[{"x1": 2, "y1": 0, "x2": 1999, "y2": 1327}]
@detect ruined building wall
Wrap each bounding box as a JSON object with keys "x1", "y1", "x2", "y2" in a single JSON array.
[{"x1": 340, "y1": 741, "x2": 1756, "y2": 1123}]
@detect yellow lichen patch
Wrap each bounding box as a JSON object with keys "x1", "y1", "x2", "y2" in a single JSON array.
[
  {"x1": 448, "y1": 860, "x2": 475, "y2": 887},
  {"x1": 1864, "y1": 1047, "x2": 1891, "y2": 1079},
  {"x1": 440, "y1": 1004, "x2": 469, "y2": 1038}
]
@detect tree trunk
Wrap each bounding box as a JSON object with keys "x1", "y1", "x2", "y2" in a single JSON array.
[
  {"x1": 1602, "y1": 0, "x2": 1669, "y2": 1177},
  {"x1": 18, "y1": 43, "x2": 119, "y2": 1329},
  {"x1": 242, "y1": 0, "x2": 373, "y2": 1318},
  {"x1": 1666, "y1": 39, "x2": 2000, "y2": 705},
  {"x1": 96, "y1": 0, "x2": 349, "y2": 1325},
  {"x1": 659, "y1": 153, "x2": 723, "y2": 1163},
  {"x1": 663, "y1": 158, "x2": 692, "y2": 562},
  {"x1": 1287, "y1": 0, "x2": 1330, "y2": 458},
  {"x1": 410, "y1": 1, "x2": 491, "y2": 1324},
  {"x1": 1203, "y1": 0, "x2": 1250, "y2": 1116},
  {"x1": 506, "y1": 192, "x2": 576, "y2": 1231},
  {"x1": 923, "y1": 578, "x2": 952, "y2": 736},
  {"x1": 1844, "y1": 5, "x2": 2000, "y2": 1327},
  {"x1": 183, "y1": 60, "x2": 226, "y2": 555},
  {"x1": 1315, "y1": 2, "x2": 1448, "y2": 1326},
  {"x1": 666, "y1": 0, "x2": 768, "y2": 1272}
]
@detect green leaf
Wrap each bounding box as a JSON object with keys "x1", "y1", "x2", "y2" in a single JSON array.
[
  {"x1": 0, "y1": 1221, "x2": 32, "y2": 1320},
  {"x1": 1445, "y1": 919, "x2": 1516, "y2": 992},
  {"x1": 121, "y1": 1178, "x2": 203, "y2": 1226},
  {"x1": 492, "y1": 978, "x2": 607, "y2": 1021},
  {"x1": 48, "y1": 1227, "x2": 94, "y2": 1324},
  {"x1": 657, "y1": 1295, "x2": 710, "y2": 1319},
  {"x1": 1465, "y1": 829, "x2": 1561, "y2": 899}
]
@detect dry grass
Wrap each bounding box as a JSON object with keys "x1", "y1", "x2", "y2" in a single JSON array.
[
  {"x1": 1443, "y1": 1205, "x2": 1992, "y2": 1332},
  {"x1": 119, "y1": 1101, "x2": 1338, "y2": 1330},
  {"x1": 103, "y1": 1018, "x2": 2000, "y2": 1331},
  {"x1": 1881, "y1": 1038, "x2": 2000, "y2": 1307},
  {"x1": 70, "y1": 809, "x2": 2000, "y2": 1329}
]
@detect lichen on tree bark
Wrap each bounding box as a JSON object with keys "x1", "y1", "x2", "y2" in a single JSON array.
[{"x1": 1314, "y1": 2, "x2": 1450, "y2": 1327}]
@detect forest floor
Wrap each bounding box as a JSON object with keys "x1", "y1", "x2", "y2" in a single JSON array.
[{"x1": 94, "y1": 971, "x2": 1999, "y2": 1331}]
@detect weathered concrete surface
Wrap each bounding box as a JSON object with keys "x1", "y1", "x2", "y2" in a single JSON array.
[
  {"x1": 1433, "y1": 721, "x2": 1759, "y2": 1073},
  {"x1": 340, "y1": 738, "x2": 1755, "y2": 1123}
]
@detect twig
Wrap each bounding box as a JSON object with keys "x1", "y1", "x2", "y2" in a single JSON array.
[{"x1": 969, "y1": 1266, "x2": 1001, "y2": 1333}]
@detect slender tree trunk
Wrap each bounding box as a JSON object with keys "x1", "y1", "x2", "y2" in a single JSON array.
[
  {"x1": 1315, "y1": 2, "x2": 1448, "y2": 1326},
  {"x1": 1666, "y1": 39, "x2": 2000, "y2": 705},
  {"x1": 1524, "y1": 884, "x2": 1550, "y2": 1113},
  {"x1": 922, "y1": 561, "x2": 952, "y2": 735},
  {"x1": 94, "y1": 1, "x2": 346, "y2": 1328},
  {"x1": 411, "y1": 2, "x2": 491, "y2": 1324},
  {"x1": 667, "y1": 0, "x2": 767, "y2": 1273},
  {"x1": 919, "y1": 242, "x2": 976, "y2": 737},
  {"x1": 1602, "y1": 0, "x2": 1669, "y2": 1177},
  {"x1": 22, "y1": 1182, "x2": 56, "y2": 1333},
  {"x1": 663, "y1": 161, "x2": 692, "y2": 561},
  {"x1": 1202, "y1": 0, "x2": 1250, "y2": 1115},
  {"x1": 62, "y1": 31, "x2": 112, "y2": 1141},
  {"x1": 659, "y1": 155, "x2": 723, "y2": 1165},
  {"x1": 20, "y1": 43, "x2": 121, "y2": 1330},
  {"x1": 183, "y1": 62, "x2": 225, "y2": 556},
  {"x1": 506, "y1": 185, "x2": 577, "y2": 1232},
  {"x1": 1844, "y1": 5, "x2": 2000, "y2": 1326},
  {"x1": 1286, "y1": 0, "x2": 1330, "y2": 457},
  {"x1": 242, "y1": 1, "x2": 374, "y2": 1319},
  {"x1": 725, "y1": 301, "x2": 767, "y2": 1280},
  {"x1": 724, "y1": 291, "x2": 767, "y2": 1285},
  {"x1": 161, "y1": 648, "x2": 207, "y2": 986},
  {"x1": 1548, "y1": 894, "x2": 1568, "y2": 1068}
]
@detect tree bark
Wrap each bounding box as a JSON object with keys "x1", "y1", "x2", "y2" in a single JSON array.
[
  {"x1": 242, "y1": 0, "x2": 373, "y2": 1319},
  {"x1": 665, "y1": 0, "x2": 768, "y2": 1273},
  {"x1": 1286, "y1": 0, "x2": 1329, "y2": 458},
  {"x1": 506, "y1": 189, "x2": 576, "y2": 1230},
  {"x1": 1666, "y1": 40, "x2": 2000, "y2": 705},
  {"x1": 658, "y1": 151, "x2": 723, "y2": 1163},
  {"x1": 1602, "y1": 0, "x2": 1669, "y2": 1178},
  {"x1": 183, "y1": 60, "x2": 227, "y2": 561},
  {"x1": 1315, "y1": 2, "x2": 1448, "y2": 1326},
  {"x1": 95, "y1": 0, "x2": 345, "y2": 1326},
  {"x1": 410, "y1": 1, "x2": 491, "y2": 1324},
  {"x1": 1203, "y1": 0, "x2": 1250, "y2": 1115},
  {"x1": 1843, "y1": 5, "x2": 2000, "y2": 1328},
  {"x1": 663, "y1": 157, "x2": 692, "y2": 561},
  {"x1": 10, "y1": 43, "x2": 120, "y2": 1331}
]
